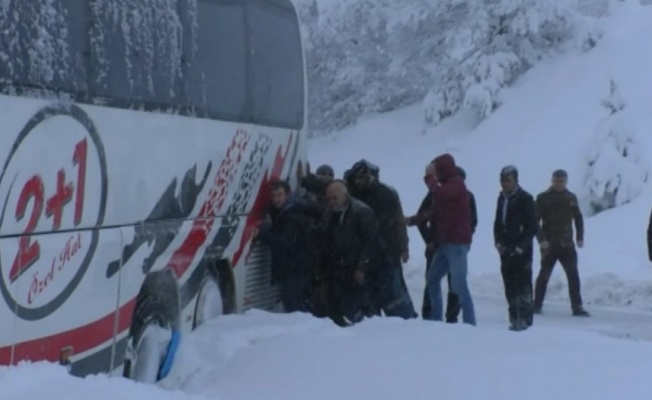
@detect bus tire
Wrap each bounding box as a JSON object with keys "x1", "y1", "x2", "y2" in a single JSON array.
[
  {"x1": 123, "y1": 272, "x2": 179, "y2": 383},
  {"x1": 193, "y1": 270, "x2": 223, "y2": 329}
]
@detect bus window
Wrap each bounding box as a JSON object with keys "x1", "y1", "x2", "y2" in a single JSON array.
[
  {"x1": 89, "y1": 1, "x2": 184, "y2": 110},
  {"x1": 0, "y1": 0, "x2": 89, "y2": 95},
  {"x1": 187, "y1": 0, "x2": 248, "y2": 123},
  {"x1": 246, "y1": 0, "x2": 305, "y2": 130}
]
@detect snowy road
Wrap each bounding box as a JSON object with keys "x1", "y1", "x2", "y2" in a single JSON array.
[
  {"x1": 155, "y1": 296, "x2": 652, "y2": 400},
  {"x1": 474, "y1": 295, "x2": 652, "y2": 342}
]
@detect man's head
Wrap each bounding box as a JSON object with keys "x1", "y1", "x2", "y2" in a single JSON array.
[
  {"x1": 316, "y1": 164, "x2": 334, "y2": 184},
  {"x1": 551, "y1": 169, "x2": 568, "y2": 192},
  {"x1": 423, "y1": 162, "x2": 437, "y2": 191},
  {"x1": 326, "y1": 180, "x2": 350, "y2": 212},
  {"x1": 350, "y1": 160, "x2": 378, "y2": 191},
  {"x1": 270, "y1": 180, "x2": 291, "y2": 209},
  {"x1": 500, "y1": 165, "x2": 518, "y2": 194}
]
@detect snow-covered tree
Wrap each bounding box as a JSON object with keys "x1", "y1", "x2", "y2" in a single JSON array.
[
  {"x1": 423, "y1": 0, "x2": 599, "y2": 130},
  {"x1": 296, "y1": 0, "x2": 603, "y2": 136},
  {"x1": 582, "y1": 80, "x2": 649, "y2": 215}
]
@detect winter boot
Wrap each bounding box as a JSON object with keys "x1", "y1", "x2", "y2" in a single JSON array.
[
  {"x1": 509, "y1": 319, "x2": 528, "y2": 332},
  {"x1": 572, "y1": 307, "x2": 590, "y2": 317}
]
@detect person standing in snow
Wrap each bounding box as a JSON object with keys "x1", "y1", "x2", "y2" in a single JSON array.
[
  {"x1": 533, "y1": 169, "x2": 590, "y2": 317},
  {"x1": 253, "y1": 180, "x2": 321, "y2": 313},
  {"x1": 407, "y1": 164, "x2": 477, "y2": 322},
  {"x1": 409, "y1": 154, "x2": 476, "y2": 325},
  {"x1": 347, "y1": 159, "x2": 417, "y2": 319},
  {"x1": 320, "y1": 180, "x2": 383, "y2": 326},
  {"x1": 493, "y1": 165, "x2": 537, "y2": 331}
]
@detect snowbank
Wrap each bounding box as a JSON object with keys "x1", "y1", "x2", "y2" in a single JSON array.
[
  {"x1": 167, "y1": 310, "x2": 651, "y2": 400},
  {"x1": 0, "y1": 361, "x2": 204, "y2": 400}
]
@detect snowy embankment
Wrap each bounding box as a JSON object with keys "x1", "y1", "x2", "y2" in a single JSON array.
[
  {"x1": 3, "y1": 2, "x2": 652, "y2": 400},
  {"x1": 4, "y1": 310, "x2": 652, "y2": 400}
]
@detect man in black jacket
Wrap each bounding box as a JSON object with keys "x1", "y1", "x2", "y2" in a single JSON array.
[
  {"x1": 254, "y1": 180, "x2": 320, "y2": 313},
  {"x1": 493, "y1": 165, "x2": 537, "y2": 331},
  {"x1": 321, "y1": 180, "x2": 384, "y2": 326},
  {"x1": 348, "y1": 160, "x2": 416, "y2": 319},
  {"x1": 410, "y1": 165, "x2": 477, "y2": 321}
]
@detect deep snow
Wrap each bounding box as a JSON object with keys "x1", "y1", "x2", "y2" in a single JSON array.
[{"x1": 4, "y1": 1, "x2": 652, "y2": 400}]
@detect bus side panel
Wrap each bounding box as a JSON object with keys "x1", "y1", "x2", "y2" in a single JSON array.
[
  {"x1": 6, "y1": 228, "x2": 122, "y2": 375},
  {"x1": 0, "y1": 235, "x2": 17, "y2": 366}
]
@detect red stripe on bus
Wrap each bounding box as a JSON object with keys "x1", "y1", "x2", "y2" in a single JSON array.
[
  {"x1": 0, "y1": 298, "x2": 136, "y2": 366},
  {"x1": 169, "y1": 130, "x2": 250, "y2": 279}
]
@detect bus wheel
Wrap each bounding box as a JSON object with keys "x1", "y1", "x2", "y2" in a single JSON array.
[
  {"x1": 193, "y1": 271, "x2": 223, "y2": 329},
  {"x1": 123, "y1": 297, "x2": 173, "y2": 384}
]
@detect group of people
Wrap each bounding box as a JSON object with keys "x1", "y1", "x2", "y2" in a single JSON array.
[{"x1": 254, "y1": 153, "x2": 590, "y2": 331}]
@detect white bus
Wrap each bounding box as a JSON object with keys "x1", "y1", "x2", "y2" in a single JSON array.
[{"x1": 0, "y1": 0, "x2": 307, "y2": 383}]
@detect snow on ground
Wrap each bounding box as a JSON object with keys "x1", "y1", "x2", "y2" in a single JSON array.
[
  {"x1": 5, "y1": 308, "x2": 652, "y2": 400},
  {"x1": 4, "y1": 1, "x2": 652, "y2": 400}
]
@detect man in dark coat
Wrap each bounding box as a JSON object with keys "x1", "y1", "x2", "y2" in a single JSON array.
[
  {"x1": 493, "y1": 165, "x2": 537, "y2": 331},
  {"x1": 347, "y1": 160, "x2": 416, "y2": 319},
  {"x1": 534, "y1": 169, "x2": 590, "y2": 316},
  {"x1": 411, "y1": 165, "x2": 477, "y2": 321},
  {"x1": 320, "y1": 180, "x2": 384, "y2": 326},
  {"x1": 408, "y1": 154, "x2": 476, "y2": 325},
  {"x1": 254, "y1": 180, "x2": 320, "y2": 313}
]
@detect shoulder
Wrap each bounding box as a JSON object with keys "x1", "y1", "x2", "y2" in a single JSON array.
[
  {"x1": 564, "y1": 189, "x2": 579, "y2": 200},
  {"x1": 517, "y1": 188, "x2": 534, "y2": 202},
  {"x1": 378, "y1": 182, "x2": 400, "y2": 200},
  {"x1": 565, "y1": 191, "x2": 580, "y2": 208},
  {"x1": 536, "y1": 190, "x2": 548, "y2": 201},
  {"x1": 351, "y1": 198, "x2": 373, "y2": 213}
]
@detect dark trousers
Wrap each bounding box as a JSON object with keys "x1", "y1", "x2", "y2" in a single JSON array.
[
  {"x1": 280, "y1": 269, "x2": 313, "y2": 313},
  {"x1": 316, "y1": 278, "x2": 369, "y2": 327},
  {"x1": 534, "y1": 246, "x2": 583, "y2": 311},
  {"x1": 500, "y1": 254, "x2": 533, "y2": 326},
  {"x1": 367, "y1": 256, "x2": 417, "y2": 319},
  {"x1": 421, "y1": 251, "x2": 460, "y2": 321}
]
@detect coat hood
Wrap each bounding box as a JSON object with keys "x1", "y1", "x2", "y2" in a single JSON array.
[{"x1": 433, "y1": 153, "x2": 458, "y2": 182}]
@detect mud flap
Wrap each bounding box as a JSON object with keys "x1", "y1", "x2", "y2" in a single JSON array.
[{"x1": 158, "y1": 330, "x2": 181, "y2": 380}]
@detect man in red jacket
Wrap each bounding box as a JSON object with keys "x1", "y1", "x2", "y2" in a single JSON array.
[{"x1": 419, "y1": 153, "x2": 476, "y2": 325}]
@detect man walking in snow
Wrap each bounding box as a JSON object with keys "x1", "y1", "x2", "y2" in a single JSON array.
[
  {"x1": 347, "y1": 159, "x2": 417, "y2": 319},
  {"x1": 411, "y1": 154, "x2": 476, "y2": 325},
  {"x1": 493, "y1": 165, "x2": 537, "y2": 331},
  {"x1": 408, "y1": 164, "x2": 477, "y2": 322},
  {"x1": 533, "y1": 169, "x2": 590, "y2": 317}
]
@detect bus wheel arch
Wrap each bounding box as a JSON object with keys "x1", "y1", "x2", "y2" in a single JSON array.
[
  {"x1": 193, "y1": 259, "x2": 235, "y2": 329},
  {"x1": 123, "y1": 269, "x2": 180, "y2": 383}
]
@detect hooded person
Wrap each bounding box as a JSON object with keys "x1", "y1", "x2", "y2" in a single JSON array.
[{"x1": 422, "y1": 154, "x2": 476, "y2": 325}]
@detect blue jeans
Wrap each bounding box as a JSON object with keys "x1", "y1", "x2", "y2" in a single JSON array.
[{"x1": 427, "y1": 244, "x2": 476, "y2": 325}]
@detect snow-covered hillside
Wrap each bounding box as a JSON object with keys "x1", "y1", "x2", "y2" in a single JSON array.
[{"x1": 4, "y1": 1, "x2": 652, "y2": 400}]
